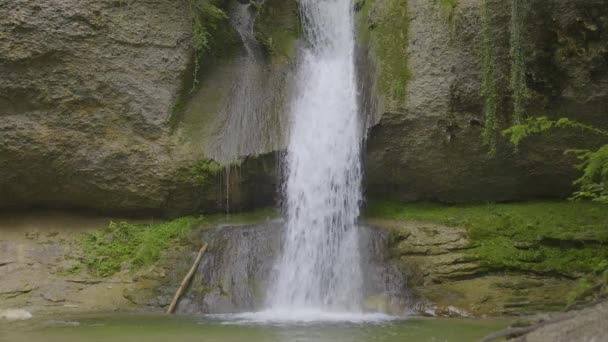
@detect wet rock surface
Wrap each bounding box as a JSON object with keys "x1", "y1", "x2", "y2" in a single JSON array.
[
  {"x1": 361, "y1": 0, "x2": 608, "y2": 203},
  {"x1": 177, "y1": 221, "x2": 283, "y2": 314},
  {"x1": 0, "y1": 0, "x2": 192, "y2": 214},
  {"x1": 368, "y1": 219, "x2": 578, "y2": 316},
  {"x1": 513, "y1": 300, "x2": 608, "y2": 342},
  {"x1": 170, "y1": 221, "x2": 408, "y2": 314},
  {"x1": 1, "y1": 0, "x2": 607, "y2": 216},
  {"x1": 0, "y1": 211, "x2": 135, "y2": 316},
  {"x1": 0, "y1": 211, "x2": 589, "y2": 319},
  {"x1": 0, "y1": 0, "x2": 288, "y2": 215}
]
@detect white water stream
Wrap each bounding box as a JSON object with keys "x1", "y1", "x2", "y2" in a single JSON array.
[
  {"x1": 260, "y1": 0, "x2": 369, "y2": 320},
  {"x1": 203, "y1": 0, "x2": 391, "y2": 323}
]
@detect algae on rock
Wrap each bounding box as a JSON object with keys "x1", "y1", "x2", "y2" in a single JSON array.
[
  {"x1": 362, "y1": 0, "x2": 608, "y2": 204},
  {"x1": 356, "y1": 0, "x2": 410, "y2": 115}
]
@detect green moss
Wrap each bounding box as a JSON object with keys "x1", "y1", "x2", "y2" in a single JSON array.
[
  {"x1": 81, "y1": 207, "x2": 278, "y2": 278},
  {"x1": 509, "y1": 0, "x2": 528, "y2": 125},
  {"x1": 472, "y1": 237, "x2": 608, "y2": 276},
  {"x1": 504, "y1": 117, "x2": 608, "y2": 203},
  {"x1": 438, "y1": 0, "x2": 459, "y2": 21},
  {"x1": 365, "y1": 201, "x2": 608, "y2": 277},
  {"x1": 201, "y1": 207, "x2": 279, "y2": 226},
  {"x1": 170, "y1": 1, "x2": 241, "y2": 130},
  {"x1": 357, "y1": 0, "x2": 410, "y2": 107},
  {"x1": 481, "y1": 0, "x2": 499, "y2": 155},
  {"x1": 81, "y1": 217, "x2": 200, "y2": 277},
  {"x1": 254, "y1": 0, "x2": 301, "y2": 62},
  {"x1": 181, "y1": 159, "x2": 223, "y2": 186},
  {"x1": 355, "y1": 0, "x2": 373, "y2": 44},
  {"x1": 187, "y1": 0, "x2": 229, "y2": 91},
  {"x1": 567, "y1": 270, "x2": 608, "y2": 305}
]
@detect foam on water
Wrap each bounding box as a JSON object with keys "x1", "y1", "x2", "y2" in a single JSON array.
[{"x1": 209, "y1": 310, "x2": 395, "y2": 325}]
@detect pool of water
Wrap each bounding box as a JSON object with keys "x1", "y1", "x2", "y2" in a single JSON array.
[{"x1": 1, "y1": 313, "x2": 509, "y2": 342}]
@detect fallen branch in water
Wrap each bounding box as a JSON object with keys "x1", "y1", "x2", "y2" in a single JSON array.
[{"x1": 166, "y1": 243, "x2": 208, "y2": 314}]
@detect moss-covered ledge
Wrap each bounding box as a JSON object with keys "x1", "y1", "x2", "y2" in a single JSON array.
[{"x1": 364, "y1": 200, "x2": 608, "y2": 316}]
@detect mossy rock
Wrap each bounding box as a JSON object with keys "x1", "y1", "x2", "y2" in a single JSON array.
[
  {"x1": 356, "y1": 0, "x2": 410, "y2": 112},
  {"x1": 254, "y1": 0, "x2": 301, "y2": 63}
]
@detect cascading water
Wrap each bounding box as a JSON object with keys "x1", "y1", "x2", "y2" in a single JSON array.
[
  {"x1": 204, "y1": 0, "x2": 396, "y2": 323},
  {"x1": 266, "y1": 0, "x2": 365, "y2": 315}
]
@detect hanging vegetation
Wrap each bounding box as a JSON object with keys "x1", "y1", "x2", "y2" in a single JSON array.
[
  {"x1": 504, "y1": 117, "x2": 608, "y2": 204},
  {"x1": 187, "y1": 0, "x2": 228, "y2": 91},
  {"x1": 480, "y1": 0, "x2": 499, "y2": 154},
  {"x1": 509, "y1": 0, "x2": 528, "y2": 125},
  {"x1": 438, "y1": 0, "x2": 459, "y2": 23}
]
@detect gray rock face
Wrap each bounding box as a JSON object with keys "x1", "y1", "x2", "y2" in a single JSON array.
[
  {"x1": 0, "y1": 0, "x2": 286, "y2": 215},
  {"x1": 0, "y1": 0, "x2": 191, "y2": 212},
  {"x1": 175, "y1": 221, "x2": 407, "y2": 314},
  {"x1": 361, "y1": 0, "x2": 608, "y2": 203},
  {"x1": 2, "y1": 0, "x2": 607, "y2": 214},
  {"x1": 177, "y1": 221, "x2": 282, "y2": 314},
  {"x1": 367, "y1": 219, "x2": 580, "y2": 317},
  {"x1": 515, "y1": 301, "x2": 608, "y2": 342}
]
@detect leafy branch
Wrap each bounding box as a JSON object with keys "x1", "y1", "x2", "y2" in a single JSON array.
[
  {"x1": 504, "y1": 117, "x2": 608, "y2": 204},
  {"x1": 187, "y1": 0, "x2": 228, "y2": 91}
]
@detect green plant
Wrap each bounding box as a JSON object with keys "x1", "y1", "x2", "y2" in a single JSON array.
[
  {"x1": 504, "y1": 117, "x2": 608, "y2": 203},
  {"x1": 509, "y1": 0, "x2": 528, "y2": 125},
  {"x1": 438, "y1": 0, "x2": 459, "y2": 21},
  {"x1": 480, "y1": 0, "x2": 499, "y2": 155},
  {"x1": 186, "y1": 159, "x2": 223, "y2": 186},
  {"x1": 566, "y1": 265, "x2": 608, "y2": 307},
  {"x1": 357, "y1": 0, "x2": 411, "y2": 106},
  {"x1": 253, "y1": 0, "x2": 301, "y2": 61},
  {"x1": 80, "y1": 208, "x2": 278, "y2": 278},
  {"x1": 187, "y1": 0, "x2": 228, "y2": 91},
  {"x1": 81, "y1": 217, "x2": 199, "y2": 277},
  {"x1": 365, "y1": 200, "x2": 608, "y2": 277}
]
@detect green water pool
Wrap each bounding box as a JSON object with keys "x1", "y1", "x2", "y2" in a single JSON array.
[{"x1": 1, "y1": 313, "x2": 509, "y2": 342}]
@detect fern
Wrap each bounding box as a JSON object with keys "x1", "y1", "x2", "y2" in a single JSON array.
[
  {"x1": 504, "y1": 117, "x2": 608, "y2": 204},
  {"x1": 568, "y1": 145, "x2": 608, "y2": 204},
  {"x1": 504, "y1": 117, "x2": 608, "y2": 146}
]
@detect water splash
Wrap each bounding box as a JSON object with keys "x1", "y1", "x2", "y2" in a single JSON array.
[
  {"x1": 267, "y1": 0, "x2": 364, "y2": 312},
  {"x1": 210, "y1": 309, "x2": 395, "y2": 325}
]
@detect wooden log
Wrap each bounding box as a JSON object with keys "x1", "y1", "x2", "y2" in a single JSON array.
[{"x1": 166, "y1": 243, "x2": 208, "y2": 314}]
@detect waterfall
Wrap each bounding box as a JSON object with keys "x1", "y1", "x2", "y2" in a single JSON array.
[{"x1": 267, "y1": 0, "x2": 364, "y2": 313}]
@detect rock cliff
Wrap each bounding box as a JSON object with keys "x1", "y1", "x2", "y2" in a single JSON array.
[
  {"x1": 0, "y1": 0, "x2": 295, "y2": 215},
  {"x1": 1, "y1": 0, "x2": 607, "y2": 214},
  {"x1": 360, "y1": 0, "x2": 608, "y2": 203}
]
